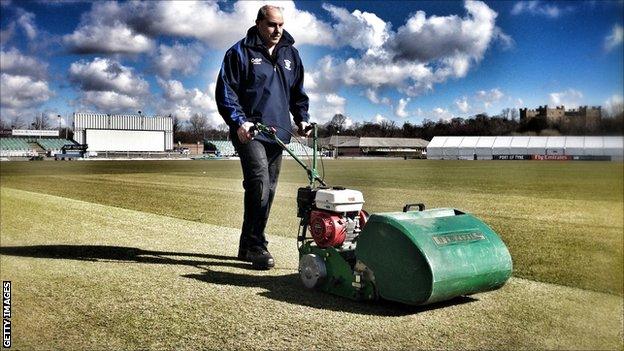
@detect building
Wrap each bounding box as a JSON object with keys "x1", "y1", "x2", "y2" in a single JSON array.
[
  {"x1": 520, "y1": 105, "x2": 601, "y2": 127},
  {"x1": 335, "y1": 137, "x2": 429, "y2": 158},
  {"x1": 73, "y1": 113, "x2": 173, "y2": 152}
]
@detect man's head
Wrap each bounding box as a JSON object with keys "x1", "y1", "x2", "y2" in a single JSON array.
[{"x1": 255, "y1": 5, "x2": 284, "y2": 48}]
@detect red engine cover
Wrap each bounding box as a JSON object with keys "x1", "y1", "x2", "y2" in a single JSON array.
[{"x1": 309, "y1": 210, "x2": 346, "y2": 248}]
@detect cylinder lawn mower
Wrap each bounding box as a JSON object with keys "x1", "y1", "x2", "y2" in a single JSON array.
[{"x1": 253, "y1": 123, "x2": 512, "y2": 306}]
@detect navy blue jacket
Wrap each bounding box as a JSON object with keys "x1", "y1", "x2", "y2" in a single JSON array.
[{"x1": 216, "y1": 27, "x2": 310, "y2": 143}]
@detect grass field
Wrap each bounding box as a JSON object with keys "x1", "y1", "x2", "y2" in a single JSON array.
[{"x1": 1, "y1": 159, "x2": 623, "y2": 349}]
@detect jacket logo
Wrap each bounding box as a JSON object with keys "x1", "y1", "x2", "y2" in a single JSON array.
[
  {"x1": 251, "y1": 58, "x2": 262, "y2": 65},
  {"x1": 284, "y1": 59, "x2": 292, "y2": 70}
]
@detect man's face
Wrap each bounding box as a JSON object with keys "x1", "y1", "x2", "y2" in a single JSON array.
[{"x1": 256, "y1": 9, "x2": 284, "y2": 48}]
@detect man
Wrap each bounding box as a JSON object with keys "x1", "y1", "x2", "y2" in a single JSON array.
[{"x1": 216, "y1": 5, "x2": 310, "y2": 269}]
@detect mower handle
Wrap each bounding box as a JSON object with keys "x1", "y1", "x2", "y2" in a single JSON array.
[
  {"x1": 249, "y1": 122, "x2": 326, "y2": 187},
  {"x1": 403, "y1": 203, "x2": 425, "y2": 212}
]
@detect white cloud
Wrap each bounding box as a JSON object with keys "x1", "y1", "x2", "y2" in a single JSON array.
[
  {"x1": 147, "y1": 1, "x2": 333, "y2": 49},
  {"x1": 432, "y1": 107, "x2": 453, "y2": 121},
  {"x1": 344, "y1": 117, "x2": 354, "y2": 128},
  {"x1": 395, "y1": 97, "x2": 410, "y2": 118},
  {"x1": 64, "y1": 22, "x2": 154, "y2": 54},
  {"x1": 0, "y1": 47, "x2": 52, "y2": 113},
  {"x1": 511, "y1": 1, "x2": 569, "y2": 18},
  {"x1": 156, "y1": 78, "x2": 221, "y2": 126},
  {"x1": 81, "y1": 91, "x2": 141, "y2": 111},
  {"x1": 604, "y1": 24, "x2": 623, "y2": 52},
  {"x1": 64, "y1": 1, "x2": 333, "y2": 53},
  {"x1": 604, "y1": 94, "x2": 623, "y2": 116},
  {"x1": 69, "y1": 57, "x2": 149, "y2": 96},
  {"x1": 373, "y1": 113, "x2": 386, "y2": 124},
  {"x1": 0, "y1": 47, "x2": 48, "y2": 80},
  {"x1": 549, "y1": 88, "x2": 583, "y2": 108},
  {"x1": 307, "y1": 1, "x2": 505, "y2": 99},
  {"x1": 308, "y1": 93, "x2": 347, "y2": 124},
  {"x1": 323, "y1": 3, "x2": 391, "y2": 56},
  {"x1": 16, "y1": 8, "x2": 37, "y2": 40},
  {"x1": 494, "y1": 27, "x2": 515, "y2": 50},
  {"x1": 393, "y1": 1, "x2": 497, "y2": 64},
  {"x1": 68, "y1": 57, "x2": 149, "y2": 113},
  {"x1": 364, "y1": 88, "x2": 390, "y2": 105},
  {"x1": 454, "y1": 96, "x2": 470, "y2": 113},
  {"x1": 475, "y1": 88, "x2": 504, "y2": 108},
  {"x1": 0, "y1": 73, "x2": 53, "y2": 108},
  {"x1": 153, "y1": 42, "x2": 203, "y2": 78}
]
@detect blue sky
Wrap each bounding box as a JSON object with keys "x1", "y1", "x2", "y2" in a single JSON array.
[{"x1": 0, "y1": 0, "x2": 622, "y2": 128}]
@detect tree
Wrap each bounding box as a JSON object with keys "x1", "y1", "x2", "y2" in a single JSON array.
[
  {"x1": 10, "y1": 115, "x2": 25, "y2": 129},
  {"x1": 31, "y1": 113, "x2": 50, "y2": 130},
  {"x1": 325, "y1": 113, "x2": 347, "y2": 135},
  {"x1": 188, "y1": 113, "x2": 208, "y2": 139},
  {"x1": 510, "y1": 108, "x2": 519, "y2": 121},
  {"x1": 172, "y1": 115, "x2": 181, "y2": 135}
]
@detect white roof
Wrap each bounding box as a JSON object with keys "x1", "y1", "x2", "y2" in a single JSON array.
[
  {"x1": 443, "y1": 136, "x2": 464, "y2": 148},
  {"x1": 527, "y1": 136, "x2": 548, "y2": 148},
  {"x1": 546, "y1": 136, "x2": 566, "y2": 148},
  {"x1": 427, "y1": 136, "x2": 448, "y2": 148},
  {"x1": 603, "y1": 136, "x2": 623, "y2": 148},
  {"x1": 584, "y1": 137, "x2": 603, "y2": 149},
  {"x1": 564, "y1": 136, "x2": 585, "y2": 148},
  {"x1": 510, "y1": 136, "x2": 531, "y2": 148},
  {"x1": 475, "y1": 136, "x2": 497, "y2": 148},
  {"x1": 458, "y1": 136, "x2": 479, "y2": 148},
  {"x1": 492, "y1": 136, "x2": 512, "y2": 148}
]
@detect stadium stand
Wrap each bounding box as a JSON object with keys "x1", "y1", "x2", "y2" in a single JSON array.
[
  {"x1": 206, "y1": 141, "x2": 236, "y2": 156},
  {"x1": 0, "y1": 137, "x2": 77, "y2": 157},
  {"x1": 0, "y1": 138, "x2": 34, "y2": 157},
  {"x1": 205, "y1": 140, "x2": 314, "y2": 157},
  {"x1": 285, "y1": 142, "x2": 314, "y2": 156},
  {"x1": 36, "y1": 138, "x2": 77, "y2": 152}
]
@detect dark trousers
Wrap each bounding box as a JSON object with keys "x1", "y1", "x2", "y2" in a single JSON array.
[{"x1": 232, "y1": 133, "x2": 283, "y2": 251}]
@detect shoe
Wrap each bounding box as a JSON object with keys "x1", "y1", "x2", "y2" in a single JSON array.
[
  {"x1": 237, "y1": 246, "x2": 248, "y2": 261},
  {"x1": 245, "y1": 247, "x2": 275, "y2": 270}
]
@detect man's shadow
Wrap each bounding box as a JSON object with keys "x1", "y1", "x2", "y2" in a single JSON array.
[{"x1": 0, "y1": 244, "x2": 477, "y2": 316}]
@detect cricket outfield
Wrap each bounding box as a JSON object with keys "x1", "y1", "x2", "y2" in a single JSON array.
[{"x1": 1, "y1": 159, "x2": 622, "y2": 349}]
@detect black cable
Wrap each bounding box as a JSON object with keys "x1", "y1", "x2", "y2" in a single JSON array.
[
  {"x1": 319, "y1": 146, "x2": 326, "y2": 184},
  {"x1": 266, "y1": 124, "x2": 313, "y2": 172}
]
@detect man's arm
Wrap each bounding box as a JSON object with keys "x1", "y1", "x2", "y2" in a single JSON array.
[
  {"x1": 215, "y1": 48, "x2": 254, "y2": 142},
  {"x1": 289, "y1": 49, "x2": 310, "y2": 136}
]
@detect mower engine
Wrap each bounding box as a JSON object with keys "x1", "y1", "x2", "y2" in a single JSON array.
[{"x1": 298, "y1": 187, "x2": 366, "y2": 250}]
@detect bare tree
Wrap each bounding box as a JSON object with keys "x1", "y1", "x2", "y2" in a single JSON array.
[
  {"x1": 31, "y1": 112, "x2": 50, "y2": 130},
  {"x1": 188, "y1": 112, "x2": 208, "y2": 139},
  {"x1": 500, "y1": 108, "x2": 511, "y2": 120},
  {"x1": 511, "y1": 108, "x2": 519, "y2": 121},
  {"x1": 172, "y1": 115, "x2": 181, "y2": 135},
  {"x1": 10, "y1": 115, "x2": 25, "y2": 129}
]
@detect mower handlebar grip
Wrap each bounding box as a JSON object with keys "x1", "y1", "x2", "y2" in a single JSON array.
[{"x1": 403, "y1": 203, "x2": 425, "y2": 212}]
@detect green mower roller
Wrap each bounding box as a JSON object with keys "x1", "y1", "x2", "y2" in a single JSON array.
[{"x1": 253, "y1": 123, "x2": 512, "y2": 305}]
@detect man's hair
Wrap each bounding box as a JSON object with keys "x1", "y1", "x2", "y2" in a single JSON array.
[{"x1": 256, "y1": 5, "x2": 283, "y2": 21}]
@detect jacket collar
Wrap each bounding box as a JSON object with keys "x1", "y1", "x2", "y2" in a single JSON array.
[{"x1": 243, "y1": 26, "x2": 295, "y2": 51}]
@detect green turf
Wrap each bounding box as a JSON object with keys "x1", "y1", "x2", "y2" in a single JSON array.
[
  {"x1": 1, "y1": 159, "x2": 622, "y2": 296},
  {"x1": 1, "y1": 187, "x2": 622, "y2": 350}
]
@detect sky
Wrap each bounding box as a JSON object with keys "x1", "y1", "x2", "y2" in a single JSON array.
[{"x1": 0, "y1": 0, "x2": 623, "y2": 129}]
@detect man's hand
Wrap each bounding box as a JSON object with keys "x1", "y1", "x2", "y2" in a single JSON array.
[
  {"x1": 237, "y1": 121, "x2": 255, "y2": 143},
  {"x1": 297, "y1": 121, "x2": 312, "y2": 137}
]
